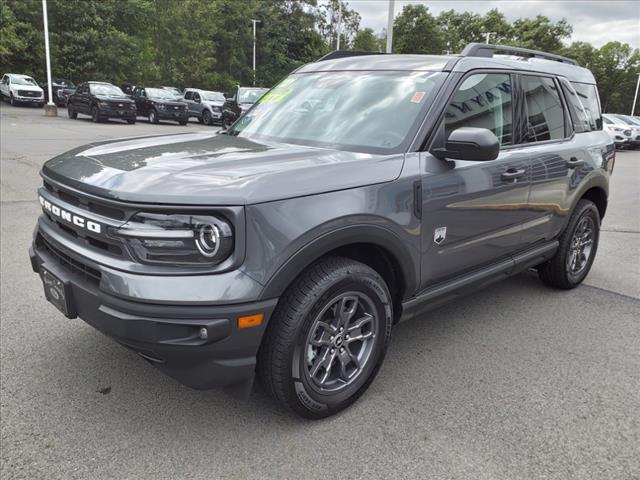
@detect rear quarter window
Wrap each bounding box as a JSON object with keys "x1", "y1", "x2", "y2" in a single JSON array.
[
  {"x1": 559, "y1": 78, "x2": 591, "y2": 134},
  {"x1": 570, "y1": 82, "x2": 601, "y2": 131}
]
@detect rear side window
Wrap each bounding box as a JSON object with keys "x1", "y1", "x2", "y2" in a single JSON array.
[
  {"x1": 559, "y1": 78, "x2": 590, "y2": 133},
  {"x1": 522, "y1": 75, "x2": 565, "y2": 142},
  {"x1": 570, "y1": 82, "x2": 601, "y2": 131},
  {"x1": 444, "y1": 73, "x2": 513, "y2": 146}
]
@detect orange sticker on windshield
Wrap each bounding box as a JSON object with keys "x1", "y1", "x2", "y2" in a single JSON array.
[{"x1": 411, "y1": 91, "x2": 426, "y2": 103}]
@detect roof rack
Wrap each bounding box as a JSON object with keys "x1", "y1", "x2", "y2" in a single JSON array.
[
  {"x1": 461, "y1": 43, "x2": 578, "y2": 65},
  {"x1": 317, "y1": 50, "x2": 384, "y2": 62}
]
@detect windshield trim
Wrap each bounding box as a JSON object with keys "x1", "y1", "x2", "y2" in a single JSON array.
[{"x1": 229, "y1": 71, "x2": 446, "y2": 155}]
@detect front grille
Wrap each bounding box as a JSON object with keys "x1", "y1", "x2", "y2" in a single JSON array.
[
  {"x1": 37, "y1": 234, "x2": 102, "y2": 284},
  {"x1": 44, "y1": 181, "x2": 125, "y2": 220},
  {"x1": 18, "y1": 90, "x2": 41, "y2": 97}
]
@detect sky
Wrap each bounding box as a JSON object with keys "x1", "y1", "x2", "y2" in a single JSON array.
[{"x1": 343, "y1": 0, "x2": 640, "y2": 49}]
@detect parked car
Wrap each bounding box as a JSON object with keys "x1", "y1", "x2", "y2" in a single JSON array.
[
  {"x1": 183, "y1": 88, "x2": 226, "y2": 125},
  {"x1": 40, "y1": 78, "x2": 76, "y2": 106},
  {"x1": 602, "y1": 114, "x2": 636, "y2": 149},
  {"x1": 221, "y1": 86, "x2": 268, "y2": 128},
  {"x1": 161, "y1": 86, "x2": 182, "y2": 96},
  {"x1": 67, "y1": 82, "x2": 136, "y2": 123},
  {"x1": 131, "y1": 86, "x2": 188, "y2": 125},
  {"x1": 0, "y1": 73, "x2": 44, "y2": 107},
  {"x1": 604, "y1": 114, "x2": 640, "y2": 148},
  {"x1": 29, "y1": 44, "x2": 613, "y2": 418}
]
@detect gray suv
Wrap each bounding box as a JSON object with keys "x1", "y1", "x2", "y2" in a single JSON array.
[
  {"x1": 183, "y1": 88, "x2": 226, "y2": 125},
  {"x1": 29, "y1": 44, "x2": 613, "y2": 418}
]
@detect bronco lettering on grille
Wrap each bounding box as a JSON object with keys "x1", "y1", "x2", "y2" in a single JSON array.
[{"x1": 39, "y1": 195, "x2": 102, "y2": 234}]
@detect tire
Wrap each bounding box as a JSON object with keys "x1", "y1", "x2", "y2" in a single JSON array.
[
  {"x1": 538, "y1": 199, "x2": 600, "y2": 289},
  {"x1": 148, "y1": 109, "x2": 159, "y2": 124},
  {"x1": 127, "y1": 119, "x2": 136, "y2": 125},
  {"x1": 202, "y1": 109, "x2": 212, "y2": 125},
  {"x1": 37, "y1": 102, "x2": 44, "y2": 108},
  {"x1": 222, "y1": 115, "x2": 233, "y2": 129},
  {"x1": 10, "y1": 93, "x2": 16, "y2": 106},
  {"x1": 91, "y1": 106, "x2": 101, "y2": 123},
  {"x1": 179, "y1": 120, "x2": 187, "y2": 125},
  {"x1": 67, "y1": 104, "x2": 77, "y2": 119},
  {"x1": 197, "y1": 116, "x2": 203, "y2": 124},
  {"x1": 258, "y1": 256, "x2": 393, "y2": 419}
]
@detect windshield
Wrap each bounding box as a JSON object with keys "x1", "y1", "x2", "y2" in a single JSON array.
[
  {"x1": 12, "y1": 76, "x2": 37, "y2": 86},
  {"x1": 147, "y1": 88, "x2": 180, "y2": 100},
  {"x1": 90, "y1": 84, "x2": 125, "y2": 96},
  {"x1": 230, "y1": 71, "x2": 444, "y2": 152},
  {"x1": 202, "y1": 91, "x2": 225, "y2": 102},
  {"x1": 53, "y1": 78, "x2": 75, "y2": 88},
  {"x1": 238, "y1": 88, "x2": 268, "y2": 104},
  {"x1": 613, "y1": 114, "x2": 640, "y2": 126}
]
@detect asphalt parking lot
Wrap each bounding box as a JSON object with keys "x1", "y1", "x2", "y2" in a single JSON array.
[{"x1": 1, "y1": 104, "x2": 639, "y2": 479}]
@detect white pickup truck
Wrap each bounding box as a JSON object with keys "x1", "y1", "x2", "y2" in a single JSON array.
[{"x1": 0, "y1": 73, "x2": 44, "y2": 107}]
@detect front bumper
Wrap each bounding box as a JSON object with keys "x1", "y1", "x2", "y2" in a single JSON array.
[
  {"x1": 15, "y1": 95, "x2": 43, "y2": 103},
  {"x1": 30, "y1": 230, "x2": 277, "y2": 391},
  {"x1": 158, "y1": 109, "x2": 189, "y2": 121},
  {"x1": 98, "y1": 107, "x2": 136, "y2": 119}
]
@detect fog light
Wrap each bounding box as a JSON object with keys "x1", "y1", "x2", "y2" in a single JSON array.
[{"x1": 198, "y1": 327, "x2": 208, "y2": 340}]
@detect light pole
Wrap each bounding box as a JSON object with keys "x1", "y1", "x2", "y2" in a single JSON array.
[
  {"x1": 386, "y1": 0, "x2": 395, "y2": 53},
  {"x1": 632, "y1": 73, "x2": 640, "y2": 116},
  {"x1": 336, "y1": 1, "x2": 342, "y2": 50},
  {"x1": 251, "y1": 19, "x2": 260, "y2": 87},
  {"x1": 485, "y1": 32, "x2": 496, "y2": 44},
  {"x1": 42, "y1": 0, "x2": 57, "y2": 116}
]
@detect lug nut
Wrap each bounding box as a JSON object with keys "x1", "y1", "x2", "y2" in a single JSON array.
[{"x1": 198, "y1": 327, "x2": 208, "y2": 340}]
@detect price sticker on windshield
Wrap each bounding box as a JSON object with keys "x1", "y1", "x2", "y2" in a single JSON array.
[{"x1": 410, "y1": 91, "x2": 426, "y2": 103}]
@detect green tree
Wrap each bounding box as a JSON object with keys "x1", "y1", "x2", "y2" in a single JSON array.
[
  {"x1": 393, "y1": 4, "x2": 445, "y2": 54},
  {"x1": 318, "y1": 0, "x2": 361, "y2": 50},
  {"x1": 0, "y1": 2, "x2": 28, "y2": 67},
  {"x1": 352, "y1": 28, "x2": 379, "y2": 52},
  {"x1": 509, "y1": 15, "x2": 572, "y2": 52}
]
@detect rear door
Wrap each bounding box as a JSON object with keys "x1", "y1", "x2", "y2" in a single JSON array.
[
  {"x1": 419, "y1": 72, "x2": 534, "y2": 288},
  {"x1": 76, "y1": 84, "x2": 90, "y2": 113}
]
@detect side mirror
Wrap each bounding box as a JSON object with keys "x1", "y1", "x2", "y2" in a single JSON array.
[{"x1": 435, "y1": 127, "x2": 500, "y2": 161}]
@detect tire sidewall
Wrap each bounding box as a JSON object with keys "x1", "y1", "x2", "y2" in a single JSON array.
[
  {"x1": 203, "y1": 110, "x2": 211, "y2": 125},
  {"x1": 284, "y1": 269, "x2": 392, "y2": 416},
  {"x1": 91, "y1": 106, "x2": 99, "y2": 122},
  {"x1": 149, "y1": 109, "x2": 157, "y2": 124}
]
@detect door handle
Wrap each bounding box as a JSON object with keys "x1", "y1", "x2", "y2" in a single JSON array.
[
  {"x1": 501, "y1": 168, "x2": 526, "y2": 182},
  {"x1": 567, "y1": 157, "x2": 585, "y2": 169}
]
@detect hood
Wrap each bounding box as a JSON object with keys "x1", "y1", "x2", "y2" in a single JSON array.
[
  {"x1": 95, "y1": 94, "x2": 133, "y2": 103},
  {"x1": 204, "y1": 100, "x2": 224, "y2": 107},
  {"x1": 13, "y1": 84, "x2": 42, "y2": 92},
  {"x1": 42, "y1": 133, "x2": 404, "y2": 205}
]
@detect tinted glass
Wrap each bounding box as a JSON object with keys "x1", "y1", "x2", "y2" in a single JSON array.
[
  {"x1": 560, "y1": 79, "x2": 590, "y2": 134},
  {"x1": 571, "y1": 82, "x2": 601, "y2": 131},
  {"x1": 184, "y1": 91, "x2": 193, "y2": 100},
  {"x1": 522, "y1": 76, "x2": 565, "y2": 142},
  {"x1": 146, "y1": 88, "x2": 178, "y2": 100},
  {"x1": 201, "y1": 91, "x2": 225, "y2": 102},
  {"x1": 237, "y1": 88, "x2": 268, "y2": 104},
  {"x1": 444, "y1": 73, "x2": 513, "y2": 146},
  {"x1": 90, "y1": 84, "x2": 124, "y2": 96},
  {"x1": 230, "y1": 71, "x2": 445, "y2": 153}
]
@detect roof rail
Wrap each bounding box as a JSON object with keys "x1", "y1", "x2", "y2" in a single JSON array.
[
  {"x1": 461, "y1": 43, "x2": 578, "y2": 65},
  {"x1": 317, "y1": 50, "x2": 384, "y2": 62}
]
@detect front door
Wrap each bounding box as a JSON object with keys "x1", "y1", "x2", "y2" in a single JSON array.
[{"x1": 419, "y1": 72, "x2": 534, "y2": 288}]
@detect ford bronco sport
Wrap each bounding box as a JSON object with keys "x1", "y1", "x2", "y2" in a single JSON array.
[{"x1": 30, "y1": 44, "x2": 613, "y2": 418}]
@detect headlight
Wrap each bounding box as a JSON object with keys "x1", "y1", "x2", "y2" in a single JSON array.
[
  {"x1": 97, "y1": 101, "x2": 108, "y2": 107},
  {"x1": 212, "y1": 106, "x2": 222, "y2": 112},
  {"x1": 156, "y1": 103, "x2": 166, "y2": 110},
  {"x1": 612, "y1": 127, "x2": 623, "y2": 132},
  {"x1": 110, "y1": 213, "x2": 234, "y2": 266}
]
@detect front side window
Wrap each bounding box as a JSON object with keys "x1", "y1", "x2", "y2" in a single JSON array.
[
  {"x1": 184, "y1": 91, "x2": 193, "y2": 100},
  {"x1": 230, "y1": 71, "x2": 445, "y2": 153},
  {"x1": 444, "y1": 73, "x2": 513, "y2": 146},
  {"x1": 522, "y1": 76, "x2": 565, "y2": 143}
]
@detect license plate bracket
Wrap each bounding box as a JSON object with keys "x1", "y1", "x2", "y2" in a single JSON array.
[{"x1": 41, "y1": 266, "x2": 76, "y2": 318}]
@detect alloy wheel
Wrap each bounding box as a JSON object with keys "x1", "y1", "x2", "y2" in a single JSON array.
[
  {"x1": 304, "y1": 292, "x2": 378, "y2": 393},
  {"x1": 567, "y1": 215, "x2": 595, "y2": 276}
]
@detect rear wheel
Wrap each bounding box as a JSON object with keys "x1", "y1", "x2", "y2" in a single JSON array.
[
  {"x1": 127, "y1": 119, "x2": 136, "y2": 124},
  {"x1": 259, "y1": 257, "x2": 393, "y2": 419},
  {"x1": 178, "y1": 120, "x2": 187, "y2": 125},
  {"x1": 538, "y1": 199, "x2": 600, "y2": 289}
]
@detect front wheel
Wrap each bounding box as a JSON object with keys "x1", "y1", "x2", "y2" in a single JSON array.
[
  {"x1": 202, "y1": 109, "x2": 212, "y2": 125},
  {"x1": 91, "y1": 106, "x2": 101, "y2": 123},
  {"x1": 127, "y1": 119, "x2": 136, "y2": 124},
  {"x1": 67, "y1": 104, "x2": 77, "y2": 119},
  {"x1": 9, "y1": 94, "x2": 16, "y2": 106},
  {"x1": 259, "y1": 257, "x2": 393, "y2": 419},
  {"x1": 222, "y1": 115, "x2": 234, "y2": 130},
  {"x1": 538, "y1": 199, "x2": 600, "y2": 289},
  {"x1": 148, "y1": 109, "x2": 159, "y2": 124}
]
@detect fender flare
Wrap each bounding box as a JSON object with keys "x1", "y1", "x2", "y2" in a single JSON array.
[{"x1": 258, "y1": 224, "x2": 418, "y2": 300}]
